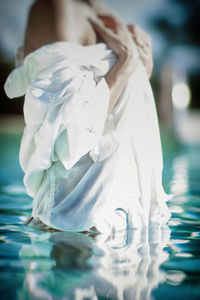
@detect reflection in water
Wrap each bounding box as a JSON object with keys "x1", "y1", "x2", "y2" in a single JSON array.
[
  {"x1": 170, "y1": 155, "x2": 188, "y2": 195},
  {"x1": 19, "y1": 226, "x2": 170, "y2": 300},
  {"x1": 1, "y1": 134, "x2": 200, "y2": 299}
]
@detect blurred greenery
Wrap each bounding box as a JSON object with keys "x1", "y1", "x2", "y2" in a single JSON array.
[
  {"x1": 151, "y1": 0, "x2": 200, "y2": 109},
  {"x1": 0, "y1": 57, "x2": 24, "y2": 115},
  {"x1": 152, "y1": 0, "x2": 200, "y2": 46}
]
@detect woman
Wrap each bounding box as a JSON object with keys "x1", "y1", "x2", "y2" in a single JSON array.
[{"x1": 5, "y1": 0, "x2": 170, "y2": 233}]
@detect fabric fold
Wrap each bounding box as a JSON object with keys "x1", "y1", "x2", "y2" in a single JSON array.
[{"x1": 4, "y1": 41, "x2": 171, "y2": 232}]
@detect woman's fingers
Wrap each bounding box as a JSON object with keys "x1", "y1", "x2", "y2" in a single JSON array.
[
  {"x1": 88, "y1": 17, "x2": 124, "y2": 56},
  {"x1": 89, "y1": 17, "x2": 139, "y2": 58},
  {"x1": 88, "y1": 18, "x2": 117, "y2": 41},
  {"x1": 128, "y1": 24, "x2": 151, "y2": 47},
  {"x1": 97, "y1": 15, "x2": 118, "y2": 33},
  {"x1": 97, "y1": 14, "x2": 126, "y2": 33},
  {"x1": 127, "y1": 24, "x2": 153, "y2": 78}
]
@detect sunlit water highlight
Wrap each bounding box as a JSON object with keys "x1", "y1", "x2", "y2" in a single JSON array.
[{"x1": 0, "y1": 130, "x2": 200, "y2": 300}]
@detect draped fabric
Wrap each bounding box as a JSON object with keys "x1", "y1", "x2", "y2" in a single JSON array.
[{"x1": 4, "y1": 41, "x2": 171, "y2": 233}]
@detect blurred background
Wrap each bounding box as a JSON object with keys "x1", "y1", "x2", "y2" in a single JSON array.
[{"x1": 0, "y1": 0, "x2": 200, "y2": 142}]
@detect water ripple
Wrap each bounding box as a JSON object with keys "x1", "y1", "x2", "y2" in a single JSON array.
[{"x1": 0, "y1": 131, "x2": 200, "y2": 299}]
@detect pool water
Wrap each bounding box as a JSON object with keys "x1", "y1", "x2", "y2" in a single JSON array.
[{"x1": 0, "y1": 129, "x2": 200, "y2": 300}]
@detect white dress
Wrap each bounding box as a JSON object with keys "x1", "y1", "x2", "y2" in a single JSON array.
[{"x1": 4, "y1": 41, "x2": 171, "y2": 233}]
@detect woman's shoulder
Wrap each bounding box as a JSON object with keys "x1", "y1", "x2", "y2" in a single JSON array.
[{"x1": 24, "y1": 0, "x2": 98, "y2": 58}]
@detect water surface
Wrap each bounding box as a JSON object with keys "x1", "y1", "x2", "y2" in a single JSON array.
[{"x1": 0, "y1": 130, "x2": 200, "y2": 300}]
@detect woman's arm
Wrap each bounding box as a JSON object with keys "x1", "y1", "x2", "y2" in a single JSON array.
[
  {"x1": 90, "y1": 0, "x2": 153, "y2": 78},
  {"x1": 105, "y1": 51, "x2": 135, "y2": 113},
  {"x1": 89, "y1": 17, "x2": 138, "y2": 113},
  {"x1": 127, "y1": 24, "x2": 153, "y2": 78}
]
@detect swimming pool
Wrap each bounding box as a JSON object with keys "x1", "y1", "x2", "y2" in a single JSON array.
[{"x1": 0, "y1": 128, "x2": 200, "y2": 300}]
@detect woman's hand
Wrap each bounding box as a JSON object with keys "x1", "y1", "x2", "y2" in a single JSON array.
[
  {"x1": 127, "y1": 24, "x2": 153, "y2": 78},
  {"x1": 89, "y1": 16, "x2": 139, "y2": 113},
  {"x1": 89, "y1": 16, "x2": 138, "y2": 71}
]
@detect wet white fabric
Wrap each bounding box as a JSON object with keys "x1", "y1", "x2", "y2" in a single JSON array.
[{"x1": 4, "y1": 41, "x2": 171, "y2": 233}]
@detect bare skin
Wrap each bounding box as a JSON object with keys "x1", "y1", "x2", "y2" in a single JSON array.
[{"x1": 24, "y1": 0, "x2": 153, "y2": 113}]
